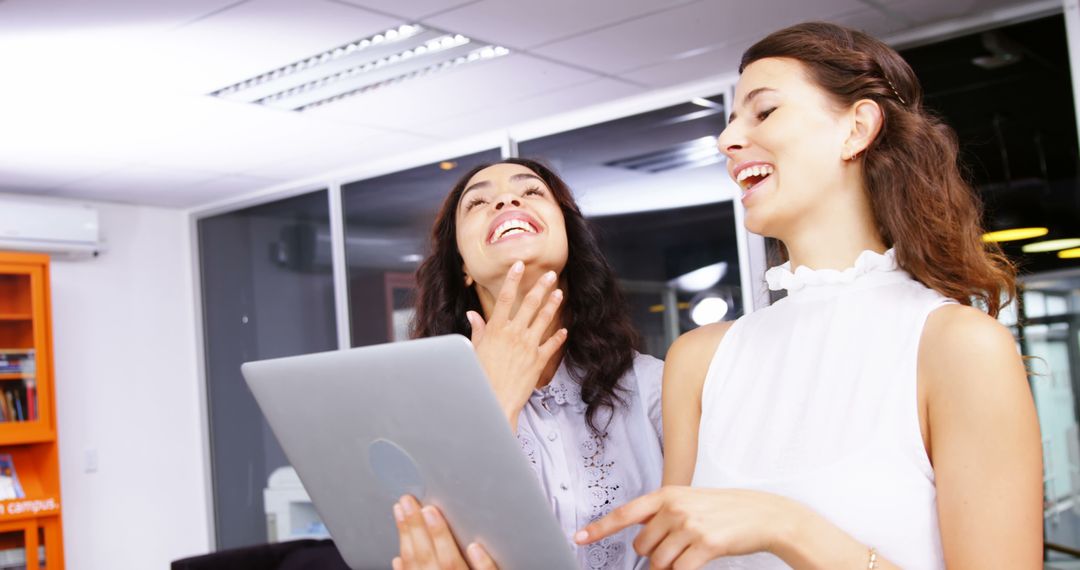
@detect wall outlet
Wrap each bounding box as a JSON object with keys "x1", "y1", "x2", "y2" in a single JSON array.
[{"x1": 84, "y1": 448, "x2": 98, "y2": 473}]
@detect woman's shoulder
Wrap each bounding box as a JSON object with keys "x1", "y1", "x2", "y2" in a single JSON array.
[
  {"x1": 920, "y1": 303, "x2": 1023, "y2": 395},
  {"x1": 668, "y1": 320, "x2": 737, "y2": 365},
  {"x1": 921, "y1": 304, "x2": 1015, "y2": 360}
]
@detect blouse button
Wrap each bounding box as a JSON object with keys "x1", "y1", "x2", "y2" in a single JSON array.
[
  {"x1": 547, "y1": 432, "x2": 558, "y2": 441},
  {"x1": 560, "y1": 483, "x2": 569, "y2": 491}
]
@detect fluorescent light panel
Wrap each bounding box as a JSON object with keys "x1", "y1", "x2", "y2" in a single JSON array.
[
  {"x1": 296, "y1": 45, "x2": 509, "y2": 112},
  {"x1": 209, "y1": 24, "x2": 510, "y2": 112}
]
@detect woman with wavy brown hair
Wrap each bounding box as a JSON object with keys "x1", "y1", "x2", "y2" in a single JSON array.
[
  {"x1": 390, "y1": 158, "x2": 665, "y2": 570},
  {"x1": 578, "y1": 22, "x2": 1042, "y2": 569}
]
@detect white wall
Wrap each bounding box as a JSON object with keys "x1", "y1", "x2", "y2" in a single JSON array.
[{"x1": 37, "y1": 197, "x2": 209, "y2": 569}]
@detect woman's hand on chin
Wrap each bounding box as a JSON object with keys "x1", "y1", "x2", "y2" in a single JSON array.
[
  {"x1": 393, "y1": 495, "x2": 498, "y2": 570},
  {"x1": 467, "y1": 260, "x2": 567, "y2": 430}
]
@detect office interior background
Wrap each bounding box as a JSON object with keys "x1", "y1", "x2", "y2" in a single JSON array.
[{"x1": 3, "y1": 0, "x2": 1080, "y2": 567}]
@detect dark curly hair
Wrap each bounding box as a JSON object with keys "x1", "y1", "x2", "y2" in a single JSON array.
[{"x1": 410, "y1": 157, "x2": 642, "y2": 433}]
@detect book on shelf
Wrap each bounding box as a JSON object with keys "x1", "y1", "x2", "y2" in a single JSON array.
[
  {"x1": 0, "y1": 383, "x2": 35, "y2": 423},
  {"x1": 0, "y1": 544, "x2": 46, "y2": 568},
  {"x1": 0, "y1": 350, "x2": 35, "y2": 376},
  {"x1": 0, "y1": 454, "x2": 25, "y2": 500}
]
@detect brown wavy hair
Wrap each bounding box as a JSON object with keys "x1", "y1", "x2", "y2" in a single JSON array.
[
  {"x1": 742, "y1": 22, "x2": 1016, "y2": 316},
  {"x1": 410, "y1": 157, "x2": 641, "y2": 433}
]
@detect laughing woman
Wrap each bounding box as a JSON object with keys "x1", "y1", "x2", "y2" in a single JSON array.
[
  {"x1": 391, "y1": 158, "x2": 665, "y2": 570},
  {"x1": 578, "y1": 22, "x2": 1042, "y2": 569}
]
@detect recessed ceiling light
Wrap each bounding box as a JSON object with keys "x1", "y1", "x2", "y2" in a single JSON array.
[
  {"x1": 981, "y1": 227, "x2": 1049, "y2": 243},
  {"x1": 211, "y1": 24, "x2": 506, "y2": 111},
  {"x1": 295, "y1": 44, "x2": 511, "y2": 112},
  {"x1": 1022, "y1": 238, "x2": 1080, "y2": 253}
]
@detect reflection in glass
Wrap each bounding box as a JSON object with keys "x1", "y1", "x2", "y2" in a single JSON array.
[
  {"x1": 199, "y1": 190, "x2": 337, "y2": 549},
  {"x1": 342, "y1": 149, "x2": 503, "y2": 347},
  {"x1": 519, "y1": 94, "x2": 741, "y2": 356}
]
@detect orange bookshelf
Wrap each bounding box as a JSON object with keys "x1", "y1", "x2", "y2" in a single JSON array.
[{"x1": 0, "y1": 252, "x2": 63, "y2": 570}]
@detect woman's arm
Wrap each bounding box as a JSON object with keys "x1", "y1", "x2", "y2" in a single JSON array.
[
  {"x1": 920, "y1": 304, "x2": 1043, "y2": 567},
  {"x1": 662, "y1": 322, "x2": 732, "y2": 485}
]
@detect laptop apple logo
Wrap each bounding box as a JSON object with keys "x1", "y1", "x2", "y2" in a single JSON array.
[{"x1": 368, "y1": 438, "x2": 426, "y2": 500}]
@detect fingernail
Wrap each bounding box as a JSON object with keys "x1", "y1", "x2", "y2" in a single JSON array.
[
  {"x1": 552, "y1": 289, "x2": 563, "y2": 300},
  {"x1": 574, "y1": 530, "x2": 589, "y2": 543},
  {"x1": 467, "y1": 543, "x2": 483, "y2": 560},
  {"x1": 393, "y1": 503, "x2": 404, "y2": 522},
  {"x1": 401, "y1": 497, "x2": 416, "y2": 515},
  {"x1": 512, "y1": 261, "x2": 524, "y2": 273},
  {"x1": 422, "y1": 506, "x2": 438, "y2": 527},
  {"x1": 543, "y1": 271, "x2": 556, "y2": 283}
]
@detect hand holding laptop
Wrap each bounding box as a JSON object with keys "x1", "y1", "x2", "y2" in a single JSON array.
[{"x1": 392, "y1": 495, "x2": 498, "y2": 570}]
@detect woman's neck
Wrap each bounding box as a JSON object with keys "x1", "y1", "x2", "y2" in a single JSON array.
[{"x1": 781, "y1": 183, "x2": 888, "y2": 271}]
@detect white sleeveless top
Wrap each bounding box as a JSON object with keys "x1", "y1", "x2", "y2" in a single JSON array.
[{"x1": 691, "y1": 249, "x2": 950, "y2": 569}]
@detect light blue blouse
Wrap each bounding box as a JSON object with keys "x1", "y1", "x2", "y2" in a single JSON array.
[{"x1": 515, "y1": 353, "x2": 664, "y2": 570}]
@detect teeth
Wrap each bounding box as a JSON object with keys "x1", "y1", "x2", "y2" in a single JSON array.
[
  {"x1": 735, "y1": 164, "x2": 775, "y2": 184},
  {"x1": 490, "y1": 218, "x2": 537, "y2": 243}
]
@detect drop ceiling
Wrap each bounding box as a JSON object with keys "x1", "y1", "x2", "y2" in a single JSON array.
[{"x1": 0, "y1": 0, "x2": 1058, "y2": 208}]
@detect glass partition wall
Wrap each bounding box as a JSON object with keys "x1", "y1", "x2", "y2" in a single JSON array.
[
  {"x1": 342, "y1": 149, "x2": 503, "y2": 348},
  {"x1": 518, "y1": 94, "x2": 740, "y2": 357},
  {"x1": 198, "y1": 190, "x2": 338, "y2": 549}
]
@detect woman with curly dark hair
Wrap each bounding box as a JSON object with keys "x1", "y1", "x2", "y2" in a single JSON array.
[
  {"x1": 579, "y1": 22, "x2": 1042, "y2": 569},
  {"x1": 390, "y1": 158, "x2": 665, "y2": 570}
]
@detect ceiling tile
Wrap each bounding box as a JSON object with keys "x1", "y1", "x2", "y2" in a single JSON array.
[
  {"x1": 304, "y1": 53, "x2": 598, "y2": 132},
  {"x1": 0, "y1": 0, "x2": 239, "y2": 32},
  {"x1": 831, "y1": 6, "x2": 916, "y2": 37},
  {"x1": 238, "y1": 130, "x2": 436, "y2": 180},
  {"x1": 533, "y1": 0, "x2": 863, "y2": 74},
  {"x1": 47, "y1": 166, "x2": 282, "y2": 208},
  {"x1": 424, "y1": 0, "x2": 693, "y2": 49},
  {"x1": 331, "y1": 0, "x2": 477, "y2": 20},
  {"x1": 425, "y1": 78, "x2": 644, "y2": 138},
  {"x1": 619, "y1": 43, "x2": 743, "y2": 88},
  {"x1": 0, "y1": 157, "x2": 120, "y2": 193},
  {"x1": 157, "y1": 174, "x2": 289, "y2": 207}
]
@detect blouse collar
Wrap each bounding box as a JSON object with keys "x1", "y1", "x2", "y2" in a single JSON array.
[
  {"x1": 764, "y1": 249, "x2": 899, "y2": 294},
  {"x1": 533, "y1": 360, "x2": 586, "y2": 410}
]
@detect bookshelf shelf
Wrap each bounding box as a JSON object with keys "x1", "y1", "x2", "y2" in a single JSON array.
[{"x1": 0, "y1": 253, "x2": 63, "y2": 569}]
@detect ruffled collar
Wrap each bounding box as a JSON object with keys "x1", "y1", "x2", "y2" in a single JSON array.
[{"x1": 765, "y1": 249, "x2": 899, "y2": 294}]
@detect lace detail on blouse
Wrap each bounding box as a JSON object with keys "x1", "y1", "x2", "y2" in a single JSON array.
[
  {"x1": 517, "y1": 432, "x2": 541, "y2": 478},
  {"x1": 581, "y1": 432, "x2": 624, "y2": 568},
  {"x1": 538, "y1": 375, "x2": 585, "y2": 412},
  {"x1": 764, "y1": 248, "x2": 898, "y2": 293}
]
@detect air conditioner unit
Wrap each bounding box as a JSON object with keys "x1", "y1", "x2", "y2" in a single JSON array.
[{"x1": 0, "y1": 200, "x2": 103, "y2": 259}]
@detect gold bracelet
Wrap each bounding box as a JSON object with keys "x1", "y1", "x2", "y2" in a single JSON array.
[{"x1": 867, "y1": 547, "x2": 878, "y2": 569}]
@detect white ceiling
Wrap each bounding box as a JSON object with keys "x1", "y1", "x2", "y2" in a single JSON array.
[{"x1": 0, "y1": 0, "x2": 1054, "y2": 209}]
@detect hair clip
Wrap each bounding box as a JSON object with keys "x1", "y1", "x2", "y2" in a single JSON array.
[{"x1": 885, "y1": 77, "x2": 906, "y2": 105}]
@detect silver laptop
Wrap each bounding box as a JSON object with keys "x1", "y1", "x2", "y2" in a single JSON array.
[{"x1": 242, "y1": 334, "x2": 579, "y2": 570}]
